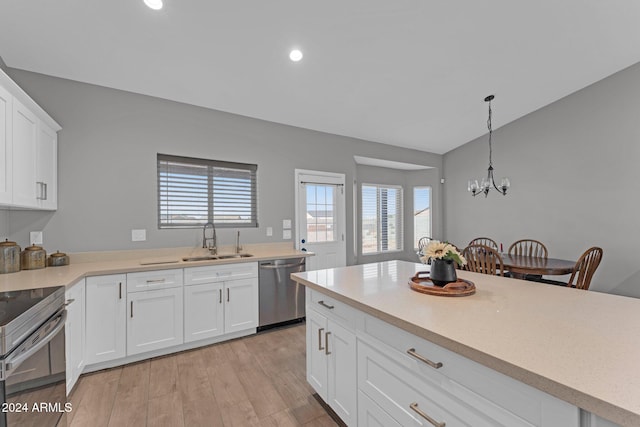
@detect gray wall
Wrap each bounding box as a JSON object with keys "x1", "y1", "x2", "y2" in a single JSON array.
[
  {"x1": 2, "y1": 68, "x2": 442, "y2": 266},
  {"x1": 443, "y1": 61, "x2": 640, "y2": 296},
  {"x1": 355, "y1": 165, "x2": 442, "y2": 264}
]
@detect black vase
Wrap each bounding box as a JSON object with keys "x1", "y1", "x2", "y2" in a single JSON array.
[{"x1": 430, "y1": 258, "x2": 457, "y2": 286}]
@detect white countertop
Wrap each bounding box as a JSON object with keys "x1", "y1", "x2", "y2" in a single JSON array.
[
  {"x1": 0, "y1": 243, "x2": 311, "y2": 292},
  {"x1": 291, "y1": 260, "x2": 640, "y2": 427}
]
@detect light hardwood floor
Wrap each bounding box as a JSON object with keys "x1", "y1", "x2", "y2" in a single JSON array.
[{"x1": 65, "y1": 323, "x2": 337, "y2": 427}]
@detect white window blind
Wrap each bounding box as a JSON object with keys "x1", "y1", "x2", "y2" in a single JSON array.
[
  {"x1": 361, "y1": 184, "x2": 403, "y2": 254},
  {"x1": 157, "y1": 154, "x2": 257, "y2": 228}
]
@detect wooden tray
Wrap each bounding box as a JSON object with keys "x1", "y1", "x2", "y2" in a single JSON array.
[{"x1": 409, "y1": 272, "x2": 476, "y2": 297}]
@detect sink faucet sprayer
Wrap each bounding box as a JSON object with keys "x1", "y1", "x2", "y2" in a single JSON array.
[{"x1": 202, "y1": 222, "x2": 217, "y2": 255}]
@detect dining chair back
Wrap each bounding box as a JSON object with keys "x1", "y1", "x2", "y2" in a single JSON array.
[
  {"x1": 468, "y1": 237, "x2": 498, "y2": 251},
  {"x1": 417, "y1": 237, "x2": 432, "y2": 255},
  {"x1": 567, "y1": 247, "x2": 603, "y2": 290},
  {"x1": 508, "y1": 239, "x2": 548, "y2": 258},
  {"x1": 462, "y1": 244, "x2": 504, "y2": 277}
]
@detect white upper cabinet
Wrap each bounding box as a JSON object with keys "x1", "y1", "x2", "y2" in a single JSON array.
[
  {"x1": 0, "y1": 68, "x2": 60, "y2": 210},
  {"x1": 0, "y1": 85, "x2": 11, "y2": 204},
  {"x1": 11, "y1": 98, "x2": 38, "y2": 207},
  {"x1": 36, "y1": 122, "x2": 57, "y2": 209}
]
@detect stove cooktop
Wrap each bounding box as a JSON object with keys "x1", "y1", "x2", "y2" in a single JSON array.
[{"x1": 0, "y1": 286, "x2": 65, "y2": 356}]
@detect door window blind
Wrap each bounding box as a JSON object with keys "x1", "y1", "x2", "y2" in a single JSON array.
[
  {"x1": 361, "y1": 184, "x2": 403, "y2": 254},
  {"x1": 157, "y1": 154, "x2": 257, "y2": 228}
]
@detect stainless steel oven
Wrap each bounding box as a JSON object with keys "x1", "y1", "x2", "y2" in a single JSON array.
[{"x1": 0, "y1": 287, "x2": 67, "y2": 427}]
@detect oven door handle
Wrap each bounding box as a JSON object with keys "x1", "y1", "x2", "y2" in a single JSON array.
[{"x1": 5, "y1": 308, "x2": 67, "y2": 375}]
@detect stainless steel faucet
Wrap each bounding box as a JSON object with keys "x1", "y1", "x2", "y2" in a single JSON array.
[
  {"x1": 202, "y1": 222, "x2": 217, "y2": 254},
  {"x1": 235, "y1": 230, "x2": 242, "y2": 254}
]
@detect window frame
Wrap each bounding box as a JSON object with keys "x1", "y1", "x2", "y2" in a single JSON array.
[
  {"x1": 361, "y1": 183, "x2": 404, "y2": 255},
  {"x1": 413, "y1": 186, "x2": 432, "y2": 250},
  {"x1": 157, "y1": 153, "x2": 258, "y2": 229}
]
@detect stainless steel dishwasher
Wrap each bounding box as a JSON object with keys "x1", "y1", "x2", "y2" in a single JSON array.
[{"x1": 258, "y1": 258, "x2": 306, "y2": 330}]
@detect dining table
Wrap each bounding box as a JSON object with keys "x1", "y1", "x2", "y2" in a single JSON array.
[{"x1": 501, "y1": 253, "x2": 576, "y2": 280}]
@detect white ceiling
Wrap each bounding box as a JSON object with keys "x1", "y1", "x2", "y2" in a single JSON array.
[{"x1": 1, "y1": 1, "x2": 639, "y2": 154}]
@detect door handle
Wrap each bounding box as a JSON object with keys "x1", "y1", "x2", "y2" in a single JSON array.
[
  {"x1": 131, "y1": 301, "x2": 134, "y2": 318},
  {"x1": 227, "y1": 288, "x2": 230, "y2": 302},
  {"x1": 219, "y1": 289, "x2": 222, "y2": 304}
]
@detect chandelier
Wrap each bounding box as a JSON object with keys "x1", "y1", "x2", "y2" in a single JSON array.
[{"x1": 468, "y1": 95, "x2": 510, "y2": 197}]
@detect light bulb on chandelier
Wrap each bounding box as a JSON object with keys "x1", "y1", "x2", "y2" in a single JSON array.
[{"x1": 468, "y1": 95, "x2": 510, "y2": 197}]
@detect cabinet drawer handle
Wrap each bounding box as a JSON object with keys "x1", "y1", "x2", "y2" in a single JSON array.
[
  {"x1": 146, "y1": 278, "x2": 166, "y2": 284},
  {"x1": 131, "y1": 301, "x2": 133, "y2": 318},
  {"x1": 119, "y1": 282, "x2": 122, "y2": 299},
  {"x1": 43, "y1": 182, "x2": 48, "y2": 200},
  {"x1": 325, "y1": 331, "x2": 331, "y2": 355},
  {"x1": 410, "y1": 402, "x2": 445, "y2": 427},
  {"x1": 219, "y1": 289, "x2": 222, "y2": 304},
  {"x1": 318, "y1": 328, "x2": 325, "y2": 351},
  {"x1": 318, "y1": 300, "x2": 334, "y2": 309},
  {"x1": 407, "y1": 348, "x2": 443, "y2": 369},
  {"x1": 227, "y1": 288, "x2": 230, "y2": 302}
]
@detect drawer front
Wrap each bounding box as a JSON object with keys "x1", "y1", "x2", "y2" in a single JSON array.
[
  {"x1": 184, "y1": 262, "x2": 258, "y2": 285},
  {"x1": 361, "y1": 314, "x2": 578, "y2": 427},
  {"x1": 127, "y1": 268, "x2": 183, "y2": 292},
  {"x1": 358, "y1": 390, "x2": 402, "y2": 427},
  {"x1": 307, "y1": 288, "x2": 358, "y2": 329},
  {"x1": 358, "y1": 338, "x2": 524, "y2": 427}
]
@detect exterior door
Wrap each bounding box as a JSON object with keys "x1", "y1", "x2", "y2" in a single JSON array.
[{"x1": 295, "y1": 169, "x2": 346, "y2": 271}]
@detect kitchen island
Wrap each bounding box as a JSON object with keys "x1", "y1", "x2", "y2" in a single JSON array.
[{"x1": 292, "y1": 260, "x2": 638, "y2": 427}]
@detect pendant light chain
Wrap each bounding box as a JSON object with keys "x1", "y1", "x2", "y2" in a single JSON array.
[{"x1": 487, "y1": 99, "x2": 493, "y2": 168}]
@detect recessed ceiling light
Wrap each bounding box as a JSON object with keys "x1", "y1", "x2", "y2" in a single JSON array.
[
  {"x1": 144, "y1": 0, "x2": 163, "y2": 10},
  {"x1": 289, "y1": 49, "x2": 303, "y2": 62}
]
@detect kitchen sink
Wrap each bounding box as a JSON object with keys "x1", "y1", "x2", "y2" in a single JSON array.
[
  {"x1": 181, "y1": 254, "x2": 253, "y2": 262},
  {"x1": 217, "y1": 254, "x2": 254, "y2": 259},
  {"x1": 181, "y1": 256, "x2": 220, "y2": 262}
]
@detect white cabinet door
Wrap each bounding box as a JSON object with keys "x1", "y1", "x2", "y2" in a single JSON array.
[
  {"x1": 36, "y1": 122, "x2": 57, "y2": 210},
  {"x1": 11, "y1": 98, "x2": 38, "y2": 208},
  {"x1": 0, "y1": 85, "x2": 11, "y2": 205},
  {"x1": 223, "y1": 278, "x2": 258, "y2": 334},
  {"x1": 327, "y1": 318, "x2": 357, "y2": 426},
  {"x1": 85, "y1": 275, "x2": 126, "y2": 364},
  {"x1": 306, "y1": 307, "x2": 357, "y2": 424},
  {"x1": 184, "y1": 282, "x2": 224, "y2": 342},
  {"x1": 127, "y1": 287, "x2": 183, "y2": 355},
  {"x1": 306, "y1": 308, "x2": 328, "y2": 401},
  {"x1": 65, "y1": 280, "x2": 85, "y2": 394}
]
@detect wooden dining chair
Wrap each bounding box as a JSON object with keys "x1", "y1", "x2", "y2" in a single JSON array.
[
  {"x1": 417, "y1": 237, "x2": 432, "y2": 255},
  {"x1": 507, "y1": 239, "x2": 547, "y2": 280},
  {"x1": 508, "y1": 239, "x2": 548, "y2": 258},
  {"x1": 568, "y1": 247, "x2": 603, "y2": 290},
  {"x1": 468, "y1": 237, "x2": 499, "y2": 251},
  {"x1": 533, "y1": 247, "x2": 603, "y2": 290},
  {"x1": 462, "y1": 244, "x2": 504, "y2": 277}
]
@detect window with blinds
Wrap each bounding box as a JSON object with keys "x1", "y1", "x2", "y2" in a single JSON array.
[
  {"x1": 157, "y1": 154, "x2": 258, "y2": 228},
  {"x1": 361, "y1": 184, "x2": 403, "y2": 254}
]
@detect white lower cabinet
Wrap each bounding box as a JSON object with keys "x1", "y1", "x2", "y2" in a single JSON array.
[
  {"x1": 306, "y1": 290, "x2": 357, "y2": 426},
  {"x1": 305, "y1": 289, "x2": 580, "y2": 427},
  {"x1": 85, "y1": 274, "x2": 126, "y2": 364},
  {"x1": 127, "y1": 270, "x2": 184, "y2": 356},
  {"x1": 184, "y1": 263, "x2": 258, "y2": 342},
  {"x1": 65, "y1": 279, "x2": 85, "y2": 395},
  {"x1": 224, "y1": 278, "x2": 258, "y2": 333},
  {"x1": 184, "y1": 282, "x2": 224, "y2": 342}
]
